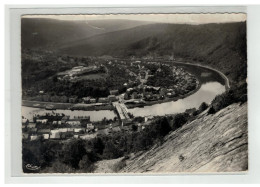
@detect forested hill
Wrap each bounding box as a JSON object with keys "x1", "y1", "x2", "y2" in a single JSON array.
[
  {"x1": 21, "y1": 18, "x2": 152, "y2": 49},
  {"x1": 59, "y1": 21, "x2": 247, "y2": 84}
]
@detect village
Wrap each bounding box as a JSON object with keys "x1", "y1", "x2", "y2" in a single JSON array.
[
  {"x1": 22, "y1": 56, "x2": 200, "y2": 142},
  {"x1": 22, "y1": 57, "x2": 199, "y2": 110},
  {"x1": 21, "y1": 111, "x2": 155, "y2": 142}
]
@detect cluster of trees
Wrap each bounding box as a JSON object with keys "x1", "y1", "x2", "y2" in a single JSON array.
[
  {"x1": 208, "y1": 82, "x2": 247, "y2": 114},
  {"x1": 23, "y1": 54, "x2": 136, "y2": 99},
  {"x1": 22, "y1": 51, "x2": 78, "y2": 89},
  {"x1": 146, "y1": 65, "x2": 176, "y2": 87},
  {"x1": 147, "y1": 74, "x2": 175, "y2": 88}
]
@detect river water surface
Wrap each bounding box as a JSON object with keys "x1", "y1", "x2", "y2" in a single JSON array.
[{"x1": 129, "y1": 82, "x2": 225, "y2": 117}]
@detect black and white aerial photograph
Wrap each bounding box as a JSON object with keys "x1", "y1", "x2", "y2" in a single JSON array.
[{"x1": 21, "y1": 13, "x2": 247, "y2": 174}]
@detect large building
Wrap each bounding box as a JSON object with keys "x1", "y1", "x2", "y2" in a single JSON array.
[{"x1": 110, "y1": 90, "x2": 119, "y2": 95}]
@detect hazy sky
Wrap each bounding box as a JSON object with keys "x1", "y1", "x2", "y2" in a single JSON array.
[{"x1": 23, "y1": 14, "x2": 246, "y2": 24}]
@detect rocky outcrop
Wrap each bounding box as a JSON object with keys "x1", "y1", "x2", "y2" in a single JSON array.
[{"x1": 119, "y1": 102, "x2": 248, "y2": 173}]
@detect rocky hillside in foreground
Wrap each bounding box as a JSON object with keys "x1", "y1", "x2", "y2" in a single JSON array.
[{"x1": 94, "y1": 102, "x2": 248, "y2": 173}]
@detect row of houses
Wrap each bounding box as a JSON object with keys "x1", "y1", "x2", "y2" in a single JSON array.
[
  {"x1": 32, "y1": 94, "x2": 78, "y2": 103},
  {"x1": 23, "y1": 125, "x2": 96, "y2": 141},
  {"x1": 27, "y1": 115, "x2": 92, "y2": 129},
  {"x1": 82, "y1": 95, "x2": 119, "y2": 104},
  {"x1": 34, "y1": 90, "x2": 120, "y2": 104}
]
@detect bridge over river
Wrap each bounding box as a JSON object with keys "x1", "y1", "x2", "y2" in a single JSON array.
[{"x1": 113, "y1": 102, "x2": 131, "y2": 125}]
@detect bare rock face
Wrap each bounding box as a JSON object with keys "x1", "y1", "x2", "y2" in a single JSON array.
[{"x1": 121, "y1": 102, "x2": 248, "y2": 173}]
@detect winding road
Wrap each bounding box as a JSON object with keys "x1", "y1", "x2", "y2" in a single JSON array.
[{"x1": 173, "y1": 61, "x2": 230, "y2": 90}]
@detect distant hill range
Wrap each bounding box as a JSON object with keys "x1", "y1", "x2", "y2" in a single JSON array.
[
  {"x1": 21, "y1": 18, "x2": 152, "y2": 49},
  {"x1": 58, "y1": 22, "x2": 246, "y2": 58},
  {"x1": 58, "y1": 21, "x2": 247, "y2": 84},
  {"x1": 22, "y1": 19, "x2": 247, "y2": 83}
]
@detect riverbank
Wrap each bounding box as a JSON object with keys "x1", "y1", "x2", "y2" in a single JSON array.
[
  {"x1": 22, "y1": 100, "x2": 114, "y2": 111},
  {"x1": 125, "y1": 82, "x2": 201, "y2": 109},
  {"x1": 173, "y1": 60, "x2": 230, "y2": 90},
  {"x1": 125, "y1": 61, "x2": 230, "y2": 109}
]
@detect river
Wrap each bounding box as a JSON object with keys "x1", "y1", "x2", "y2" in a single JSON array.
[
  {"x1": 129, "y1": 82, "x2": 225, "y2": 117},
  {"x1": 22, "y1": 107, "x2": 117, "y2": 122},
  {"x1": 22, "y1": 63, "x2": 226, "y2": 121}
]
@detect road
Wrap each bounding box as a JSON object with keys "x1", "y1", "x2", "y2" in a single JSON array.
[{"x1": 173, "y1": 61, "x2": 231, "y2": 90}]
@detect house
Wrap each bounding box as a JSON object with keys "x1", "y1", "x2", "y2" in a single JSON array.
[
  {"x1": 36, "y1": 119, "x2": 48, "y2": 124},
  {"x1": 27, "y1": 123, "x2": 36, "y2": 129},
  {"x1": 69, "y1": 96, "x2": 78, "y2": 103},
  {"x1": 53, "y1": 120, "x2": 62, "y2": 125},
  {"x1": 157, "y1": 68, "x2": 162, "y2": 73},
  {"x1": 66, "y1": 120, "x2": 81, "y2": 126},
  {"x1": 74, "y1": 135, "x2": 79, "y2": 139},
  {"x1": 97, "y1": 128, "x2": 109, "y2": 136},
  {"x1": 28, "y1": 127, "x2": 37, "y2": 134},
  {"x1": 140, "y1": 71, "x2": 146, "y2": 79},
  {"x1": 74, "y1": 116, "x2": 90, "y2": 124},
  {"x1": 50, "y1": 95, "x2": 59, "y2": 102},
  {"x1": 62, "y1": 132, "x2": 74, "y2": 139},
  {"x1": 108, "y1": 95, "x2": 117, "y2": 102},
  {"x1": 110, "y1": 90, "x2": 119, "y2": 95},
  {"x1": 131, "y1": 92, "x2": 138, "y2": 99},
  {"x1": 74, "y1": 128, "x2": 86, "y2": 133},
  {"x1": 111, "y1": 126, "x2": 121, "y2": 132},
  {"x1": 42, "y1": 134, "x2": 50, "y2": 140},
  {"x1": 37, "y1": 129, "x2": 51, "y2": 134},
  {"x1": 50, "y1": 132, "x2": 60, "y2": 139},
  {"x1": 159, "y1": 88, "x2": 167, "y2": 97},
  {"x1": 42, "y1": 94, "x2": 50, "y2": 102},
  {"x1": 60, "y1": 95, "x2": 68, "y2": 103},
  {"x1": 67, "y1": 128, "x2": 74, "y2": 132},
  {"x1": 124, "y1": 93, "x2": 129, "y2": 100},
  {"x1": 61, "y1": 116, "x2": 70, "y2": 124},
  {"x1": 22, "y1": 118, "x2": 29, "y2": 125},
  {"x1": 30, "y1": 135, "x2": 39, "y2": 141},
  {"x1": 86, "y1": 123, "x2": 95, "y2": 132},
  {"x1": 90, "y1": 98, "x2": 96, "y2": 103},
  {"x1": 34, "y1": 95, "x2": 43, "y2": 101},
  {"x1": 166, "y1": 92, "x2": 174, "y2": 98},
  {"x1": 153, "y1": 87, "x2": 161, "y2": 92},
  {"x1": 74, "y1": 115, "x2": 90, "y2": 120},
  {"x1": 22, "y1": 133, "x2": 29, "y2": 140},
  {"x1": 80, "y1": 133, "x2": 97, "y2": 140},
  {"x1": 60, "y1": 133, "x2": 67, "y2": 140},
  {"x1": 98, "y1": 97, "x2": 109, "y2": 103},
  {"x1": 126, "y1": 88, "x2": 134, "y2": 93},
  {"x1": 82, "y1": 97, "x2": 91, "y2": 104},
  {"x1": 145, "y1": 115, "x2": 154, "y2": 122},
  {"x1": 22, "y1": 124, "x2": 26, "y2": 132}
]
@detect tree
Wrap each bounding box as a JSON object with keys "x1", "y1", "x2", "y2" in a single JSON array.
[
  {"x1": 61, "y1": 140, "x2": 87, "y2": 169},
  {"x1": 172, "y1": 113, "x2": 189, "y2": 130},
  {"x1": 78, "y1": 155, "x2": 95, "y2": 172},
  {"x1": 93, "y1": 137, "x2": 105, "y2": 155},
  {"x1": 103, "y1": 140, "x2": 123, "y2": 159},
  {"x1": 156, "y1": 117, "x2": 172, "y2": 137},
  {"x1": 198, "y1": 102, "x2": 208, "y2": 113},
  {"x1": 208, "y1": 107, "x2": 216, "y2": 115},
  {"x1": 132, "y1": 124, "x2": 138, "y2": 131}
]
